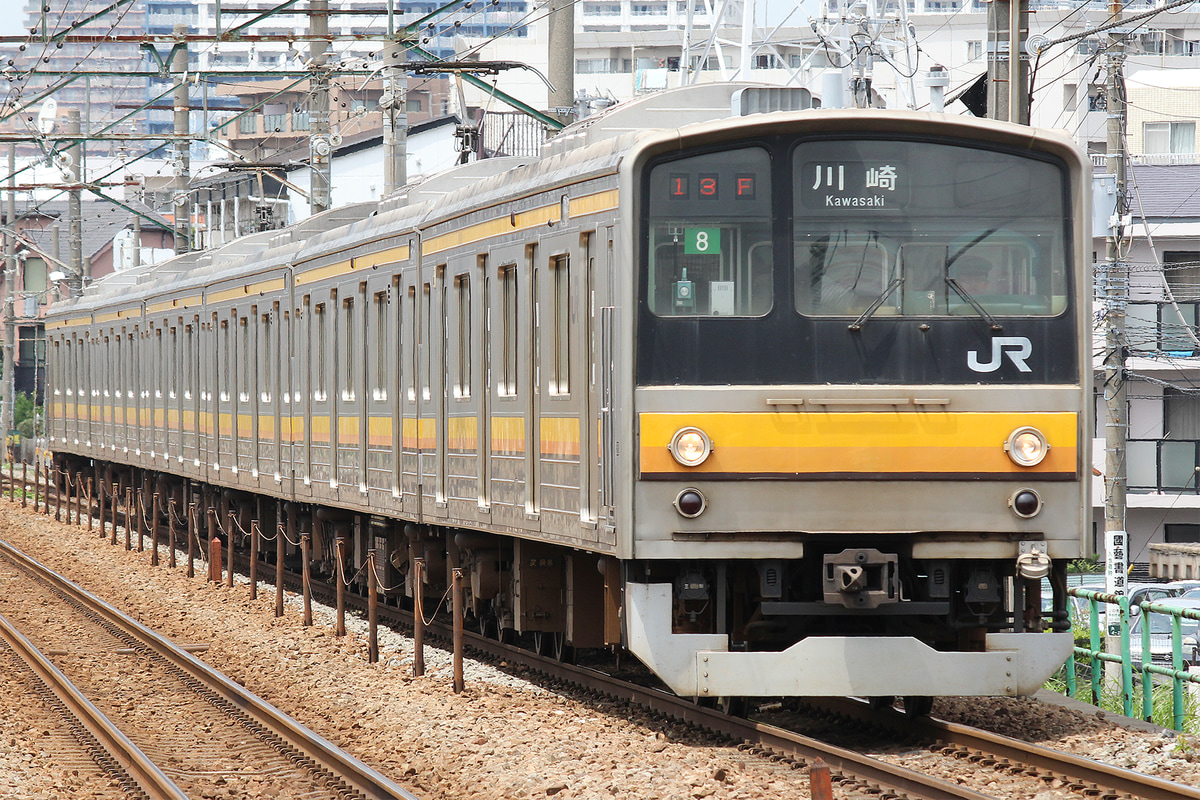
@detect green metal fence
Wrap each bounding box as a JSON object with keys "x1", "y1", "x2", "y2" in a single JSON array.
[{"x1": 1063, "y1": 587, "x2": 1200, "y2": 731}]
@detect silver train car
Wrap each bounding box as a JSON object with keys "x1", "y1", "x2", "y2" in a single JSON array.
[{"x1": 44, "y1": 83, "x2": 1091, "y2": 704}]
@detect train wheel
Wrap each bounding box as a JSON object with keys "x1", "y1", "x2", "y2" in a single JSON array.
[
  {"x1": 477, "y1": 613, "x2": 498, "y2": 640},
  {"x1": 718, "y1": 696, "x2": 749, "y2": 717},
  {"x1": 553, "y1": 635, "x2": 575, "y2": 664},
  {"x1": 867, "y1": 696, "x2": 895, "y2": 712},
  {"x1": 902, "y1": 696, "x2": 934, "y2": 717},
  {"x1": 532, "y1": 631, "x2": 553, "y2": 656}
]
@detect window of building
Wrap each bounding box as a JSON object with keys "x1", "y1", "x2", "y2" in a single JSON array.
[
  {"x1": 1163, "y1": 251, "x2": 1200, "y2": 301},
  {"x1": 1144, "y1": 120, "x2": 1196, "y2": 154},
  {"x1": 263, "y1": 113, "x2": 288, "y2": 133},
  {"x1": 966, "y1": 40, "x2": 983, "y2": 61},
  {"x1": 23, "y1": 256, "x2": 47, "y2": 292},
  {"x1": 292, "y1": 110, "x2": 310, "y2": 131},
  {"x1": 238, "y1": 114, "x2": 258, "y2": 134},
  {"x1": 1165, "y1": 524, "x2": 1200, "y2": 543},
  {"x1": 1164, "y1": 387, "x2": 1200, "y2": 439}
]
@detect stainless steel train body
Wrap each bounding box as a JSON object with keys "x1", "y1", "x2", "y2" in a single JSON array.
[{"x1": 44, "y1": 84, "x2": 1091, "y2": 701}]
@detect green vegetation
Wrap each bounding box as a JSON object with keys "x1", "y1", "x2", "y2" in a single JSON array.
[{"x1": 14, "y1": 391, "x2": 39, "y2": 439}]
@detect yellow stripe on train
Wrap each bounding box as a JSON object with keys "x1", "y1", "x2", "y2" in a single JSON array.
[{"x1": 639, "y1": 412, "x2": 1078, "y2": 477}]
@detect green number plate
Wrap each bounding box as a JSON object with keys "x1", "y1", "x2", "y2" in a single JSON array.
[{"x1": 684, "y1": 227, "x2": 720, "y2": 255}]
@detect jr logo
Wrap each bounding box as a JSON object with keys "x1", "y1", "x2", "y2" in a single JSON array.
[{"x1": 967, "y1": 336, "x2": 1033, "y2": 373}]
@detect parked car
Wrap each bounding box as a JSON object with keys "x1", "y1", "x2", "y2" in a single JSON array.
[
  {"x1": 1166, "y1": 580, "x2": 1200, "y2": 596},
  {"x1": 1129, "y1": 598, "x2": 1200, "y2": 671},
  {"x1": 1126, "y1": 583, "x2": 1178, "y2": 617},
  {"x1": 1062, "y1": 582, "x2": 1173, "y2": 623}
]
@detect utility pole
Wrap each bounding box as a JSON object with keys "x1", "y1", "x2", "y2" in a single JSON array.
[
  {"x1": 172, "y1": 24, "x2": 191, "y2": 255},
  {"x1": 2, "y1": 145, "x2": 16, "y2": 448},
  {"x1": 547, "y1": 0, "x2": 574, "y2": 121},
  {"x1": 1103, "y1": 0, "x2": 1129, "y2": 631},
  {"x1": 382, "y1": 0, "x2": 406, "y2": 195},
  {"x1": 986, "y1": 0, "x2": 1030, "y2": 123},
  {"x1": 310, "y1": 0, "x2": 332, "y2": 214},
  {"x1": 66, "y1": 109, "x2": 84, "y2": 288}
]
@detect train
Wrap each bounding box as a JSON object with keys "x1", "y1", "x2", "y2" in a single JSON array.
[{"x1": 44, "y1": 82, "x2": 1091, "y2": 709}]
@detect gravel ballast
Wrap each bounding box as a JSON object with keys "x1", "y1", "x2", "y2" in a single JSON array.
[{"x1": 1, "y1": 501, "x2": 1198, "y2": 799}]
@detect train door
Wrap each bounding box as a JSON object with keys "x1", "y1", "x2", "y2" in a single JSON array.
[
  {"x1": 418, "y1": 265, "x2": 448, "y2": 522},
  {"x1": 581, "y1": 231, "x2": 600, "y2": 530},
  {"x1": 477, "y1": 255, "x2": 490, "y2": 514},
  {"x1": 399, "y1": 259, "x2": 420, "y2": 518},
  {"x1": 185, "y1": 316, "x2": 200, "y2": 476},
  {"x1": 338, "y1": 280, "x2": 369, "y2": 506},
  {"x1": 294, "y1": 293, "x2": 313, "y2": 501},
  {"x1": 254, "y1": 304, "x2": 276, "y2": 489},
  {"x1": 100, "y1": 331, "x2": 111, "y2": 453},
  {"x1": 446, "y1": 256, "x2": 479, "y2": 522},
  {"x1": 308, "y1": 290, "x2": 336, "y2": 500},
  {"x1": 536, "y1": 228, "x2": 584, "y2": 534},
  {"x1": 274, "y1": 304, "x2": 289, "y2": 493},
  {"x1": 199, "y1": 315, "x2": 214, "y2": 473},
  {"x1": 365, "y1": 270, "x2": 396, "y2": 511},
  {"x1": 526, "y1": 244, "x2": 540, "y2": 520},
  {"x1": 598, "y1": 227, "x2": 617, "y2": 534},
  {"x1": 486, "y1": 244, "x2": 528, "y2": 531}
]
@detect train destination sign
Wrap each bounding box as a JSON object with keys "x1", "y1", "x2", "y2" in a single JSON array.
[{"x1": 799, "y1": 161, "x2": 908, "y2": 211}]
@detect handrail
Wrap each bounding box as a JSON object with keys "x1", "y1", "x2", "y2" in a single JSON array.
[{"x1": 1064, "y1": 587, "x2": 1200, "y2": 730}]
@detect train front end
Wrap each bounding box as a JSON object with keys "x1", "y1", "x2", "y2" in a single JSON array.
[{"x1": 621, "y1": 110, "x2": 1091, "y2": 700}]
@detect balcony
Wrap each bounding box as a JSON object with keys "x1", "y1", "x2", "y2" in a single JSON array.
[{"x1": 1129, "y1": 439, "x2": 1200, "y2": 494}]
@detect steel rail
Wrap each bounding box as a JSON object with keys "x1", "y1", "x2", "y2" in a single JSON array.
[
  {"x1": 0, "y1": 538, "x2": 422, "y2": 800},
  {"x1": 443, "y1": 632, "x2": 994, "y2": 800},
  {"x1": 0, "y1": 611, "x2": 189, "y2": 800},
  {"x1": 809, "y1": 697, "x2": 1200, "y2": 800},
  {"x1": 228, "y1": 549, "x2": 990, "y2": 799}
]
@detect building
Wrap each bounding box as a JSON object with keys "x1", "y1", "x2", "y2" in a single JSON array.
[
  {"x1": 1091, "y1": 161, "x2": 1200, "y2": 562},
  {"x1": 0, "y1": 199, "x2": 174, "y2": 402}
]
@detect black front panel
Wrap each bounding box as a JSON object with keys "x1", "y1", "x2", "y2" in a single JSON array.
[{"x1": 637, "y1": 132, "x2": 1078, "y2": 386}]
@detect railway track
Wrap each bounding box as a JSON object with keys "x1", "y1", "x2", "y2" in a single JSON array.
[
  {"x1": 796, "y1": 697, "x2": 1200, "y2": 800},
  {"x1": 0, "y1": 537, "x2": 420, "y2": 800},
  {"x1": 6, "y1": 480, "x2": 1200, "y2": 800},
  {"x1": 0, "y1": 612, "x2": 188, "y2": 800},
  {"x1": 285, "y1": 564, "x2": 1200, "y2": 800}
]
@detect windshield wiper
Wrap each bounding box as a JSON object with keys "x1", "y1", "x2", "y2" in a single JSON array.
[
  {"x1": 848, "y1": 277, "x2": 903, "y2": 332},
  {"x1": 946, "y1": 277, "x2": 1003, "y2": 331}
]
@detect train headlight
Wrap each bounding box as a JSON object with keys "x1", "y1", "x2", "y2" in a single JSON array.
[
  {"x1": 1004, "y1": 427, "x2": 1049, "y2": 467},
  {"x1": 669, "y1": 427, "x2": 712, "y2": 467}
]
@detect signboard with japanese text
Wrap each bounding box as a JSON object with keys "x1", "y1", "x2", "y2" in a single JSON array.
[
  {"x1": 798, "y1": 160, "x2": 909, "y2": 212},
  {"x1": 1105, "y1": 529, "x2": 1127, "y2": 636}
]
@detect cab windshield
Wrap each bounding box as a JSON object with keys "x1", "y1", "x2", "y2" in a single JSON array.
[{"x1": 794, "y1": 139, "x2": 1068, "y2": 318}]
